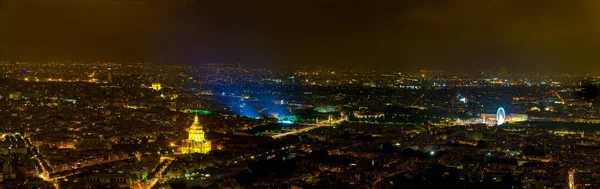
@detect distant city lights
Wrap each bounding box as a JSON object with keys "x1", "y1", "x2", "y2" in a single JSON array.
[
  {"x1": 278, "y1": 120, "x2": 294, "y2": 124},
  {"x1": 497, "y1": 107, "x2": 506, "y2": 125}
]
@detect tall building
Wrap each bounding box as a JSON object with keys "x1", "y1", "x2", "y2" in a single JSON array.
[
  {"x1": 182, "y1": 115, "x2": 211, "y2": 154},
  {"x1": 107, "y1": 67, "x2": 113, "y2": 83}
]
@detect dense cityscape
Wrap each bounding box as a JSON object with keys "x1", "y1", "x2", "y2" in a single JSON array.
[
  {"x1": 5, "y1": 0, "x2": 600, "y2": 188},
  {"x1": 0, "y1": 61, "x2": 599, "y2": 188}
]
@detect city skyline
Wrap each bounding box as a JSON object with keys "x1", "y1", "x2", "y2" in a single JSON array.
[
  {"x1": 0, "y1": 60, "x2": 600, "y2": 188},
  {"x1": 4, "y1": 1, "x2": 600, "y2": 188}
]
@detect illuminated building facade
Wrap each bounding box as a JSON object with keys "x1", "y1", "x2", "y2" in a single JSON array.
[
  {"x1": 8, "y1": 92, "x2": 21, "y2": 100},
  {"x1": 182, "y1": 115, "x2": 211, "y2": 154},
  {"x1": 151, "y1": 83, "x2": 162, "y2": 91},
  {"x1": 481, "y1": 108, "x2": 529, "y2": 125}
]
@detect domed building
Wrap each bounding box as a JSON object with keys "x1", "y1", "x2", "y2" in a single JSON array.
[{"x1": 182, "y1": 114, "x2": 211, "y2": 154}]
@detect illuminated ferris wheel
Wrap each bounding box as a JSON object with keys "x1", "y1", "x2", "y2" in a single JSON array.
[{"x1": 496, "y1": 107, "x2": 506, "y2": 125}]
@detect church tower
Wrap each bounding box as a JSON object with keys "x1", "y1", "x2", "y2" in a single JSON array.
[{"x1": 182, "y1": 114, "x2": 211, "y2": 154}]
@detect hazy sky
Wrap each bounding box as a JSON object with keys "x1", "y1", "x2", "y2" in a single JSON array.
[{"x1": 1, "y1": 0, "x2": 600, "y2": 72}]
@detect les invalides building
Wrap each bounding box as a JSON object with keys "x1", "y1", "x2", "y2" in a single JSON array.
[{"x1": 182, "y1": 114, "x2": 211, "y2": 154}]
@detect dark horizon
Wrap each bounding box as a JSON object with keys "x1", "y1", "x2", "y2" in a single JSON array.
[{"x1": 2, "y1": 0, "x2": 600, "y2": 73}]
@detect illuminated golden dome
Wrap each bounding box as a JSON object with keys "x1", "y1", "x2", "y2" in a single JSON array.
[
  {"x1": 190, "y1": 114, "x2": 203, "y2": 130},
  {"x1": 188, "y1": 114, "x2": 205, "y2": 141},
  {"x1": 183, "y1": 114, "x2": 211, "y2": 154}
]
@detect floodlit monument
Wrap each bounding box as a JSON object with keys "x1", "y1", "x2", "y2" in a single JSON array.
[{"x1": 182, "y1": 114, "x2": 211, "y2": 154}]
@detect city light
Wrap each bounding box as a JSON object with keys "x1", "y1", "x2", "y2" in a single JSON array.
[
  {"x1": 278, "y1": 120, "x2": 294, "y2": 124},
  {"x1": 497, "y1": 107, "x2": 506, "y2": 125},
  {"x1": 2, "y1": 3, "x2": 598, "y2": 187}
]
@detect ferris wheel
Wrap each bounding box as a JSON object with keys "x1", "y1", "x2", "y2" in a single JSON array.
[{"x1": 496, "y1": 107, "x2": 506, "y2": 125}]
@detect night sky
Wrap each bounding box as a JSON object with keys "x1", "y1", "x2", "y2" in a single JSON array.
[{"x1": 1, "y1": 0, "x2": 600, "y2": 72}]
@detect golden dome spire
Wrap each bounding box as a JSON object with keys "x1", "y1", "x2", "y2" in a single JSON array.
[
  {"x1": 184, "y1": 112, "x2": 211, "y2": 154},
  {"x1": 190, "y1": 113, "x2": 203, "y2": 130}
]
